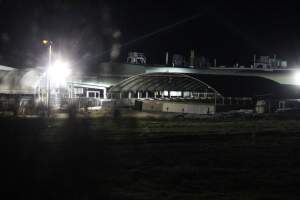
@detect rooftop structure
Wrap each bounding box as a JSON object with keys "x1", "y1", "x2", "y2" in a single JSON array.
[
  {"x1": 253, "y1": 55, "x2": 288, "y2": 70},
  {"x1": 127, "y1": 52, "x2": 147, "y2": 65}
]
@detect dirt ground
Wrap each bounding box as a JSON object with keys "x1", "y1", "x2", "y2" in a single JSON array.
[{"x1": 2, "y1": 112, "x2": 300, "y2": 199}]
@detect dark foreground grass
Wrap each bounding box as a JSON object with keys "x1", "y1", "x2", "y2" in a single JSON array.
[{"x1": 1, "y1": 115, "x2": 300, "y2": 199}]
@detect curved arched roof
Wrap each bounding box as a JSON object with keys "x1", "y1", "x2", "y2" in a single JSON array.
[
  {"x1": 0, "y1": 68, "x2": 43, "y2": 94},
  {"x1": 109, "y1": 72, "x2": 300, "y2": 98},
  {"x1": 109, "y1": 73, "x2": 222, "y2": 96}
]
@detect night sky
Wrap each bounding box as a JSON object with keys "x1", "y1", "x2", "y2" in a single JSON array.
[{"x1": 1, "y1": 0, "x2": 300, "y2": 70}]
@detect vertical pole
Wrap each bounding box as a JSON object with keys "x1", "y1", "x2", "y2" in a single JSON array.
[
  {"x1": 137, "y1": 91, "x2": 140, "y2": 99},
  {"x1": 214, "y1": 92, "x2": 217, "y2": 107},
  {"x1": 103, "y1": 88, "x2": 107, "y2": 99},
  {"x1": 253, "y1": 54, "x2": 256, "y2": 68},
  {"x1": 47, "y1": 44, "x2": 52, "y2": 117},
  {"x1": 40, "y1": 86, "x2": 43, "y2": 102},
  {"x1": 146, "y1": 91, "x2": 149, "y2": 99},
  {"x1": 68, "y1": 84, "x2": 70, "y2": 99},
  {"x1": 71, "y1": 84, "x2": 73, "y2": 99},
  {"x1": 166, "y1": 52, "x2": 169, "y2": 65},
  {"x1": 38, "y1": 86, "x2": 41, "y2": 102},
  {"x1": 190, "y1": 49, "x2": 195, "y2": 67}
]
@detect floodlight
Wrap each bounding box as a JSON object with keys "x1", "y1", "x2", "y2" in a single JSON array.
[
  {"x1": 47, "y1": 60, "x2": 71, "y2": 86},
  {"x1": 293, "y1": 71, "x2": 300, "y2": 86},
  {"x1": 42, "y1": 40, "x2": 49, "y2": 45}
]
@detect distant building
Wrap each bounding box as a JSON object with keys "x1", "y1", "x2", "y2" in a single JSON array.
[
  {"x1": 127, "y1": 52, "x2": 147, "y2": 65},
  {"x1": 254, "y1": 55, "x2": 288, "y2": 69},
  {"x1": 0, "y1": 53, "x2": 299, "y2": 115},
  {"x1": 172, "y1": 54, "x2": 185, "y2": 66}
]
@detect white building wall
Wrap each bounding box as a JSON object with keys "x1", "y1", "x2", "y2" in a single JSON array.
[
  {"x1": 140, "y1": 100, "x2": 215, "y2": 114},
  {"x1": 142, "y1": 101, "x2": 163, "y2": 112},
  {"x1": 163, "y1": 102, "x2": 215, "y2": 114}
]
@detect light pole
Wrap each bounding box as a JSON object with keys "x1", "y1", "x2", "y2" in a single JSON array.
[{"x1": 42, "y1": 40, "x2": 53, "y2": 117}]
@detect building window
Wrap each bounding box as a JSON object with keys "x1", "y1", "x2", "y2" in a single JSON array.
[
  {"x1": 88, "y1": 92, "x2": 95, "y2": 98},
  {"x1": 74, "y1": 87, "x2": 84, "y2": 94}
]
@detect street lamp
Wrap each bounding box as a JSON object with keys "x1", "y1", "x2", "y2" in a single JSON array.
[
  {"x1": 42, "y1": 39, "x2": 52, "y2": 117},
  {"x1": 43, "y1": 40, "x2": 72, "y2": 116}
]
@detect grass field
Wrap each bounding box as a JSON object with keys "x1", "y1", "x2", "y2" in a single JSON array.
[{"x1": 2, "y1": 111, "x2": 300, "y2": 199}]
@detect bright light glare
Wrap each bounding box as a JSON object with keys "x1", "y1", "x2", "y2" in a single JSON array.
[
  {"x1": 42, "y1": 40, "x2": 48, "y2": 45},
  {"x1": 293, "y1": 71, "x2": 300, "y2": 86},
  {"x1": 48, "y1": 60, "x2": 71, "y2": 86}
]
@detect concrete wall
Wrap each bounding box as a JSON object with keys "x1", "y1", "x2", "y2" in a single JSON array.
[
  {"x1": 163, "y1": 102, "x2": 215, "y2": 114},
  {"x1": 142, "y1": 101, "x2": 164, "y2": 112},
  {"x1": 140, "y1": 100, "x2": 215, "y2": 114}
]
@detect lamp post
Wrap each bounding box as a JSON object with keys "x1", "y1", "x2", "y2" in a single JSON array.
[{"x1": 42, "y1": 40, "x2": 53, "y2": 117}]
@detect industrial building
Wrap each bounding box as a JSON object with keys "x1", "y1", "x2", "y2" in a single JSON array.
[{"x1": 1, "y1": 53, "x2": 300, "y2": 115}]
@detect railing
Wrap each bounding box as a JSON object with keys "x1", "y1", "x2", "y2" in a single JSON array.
[{"x1": 62, "y1": 97, "x2": 103, "y2": 110}]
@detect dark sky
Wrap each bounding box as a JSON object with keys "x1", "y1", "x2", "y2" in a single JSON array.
[{"x1": 1, "y1": 0, "x2": 300, "y2": 70}]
